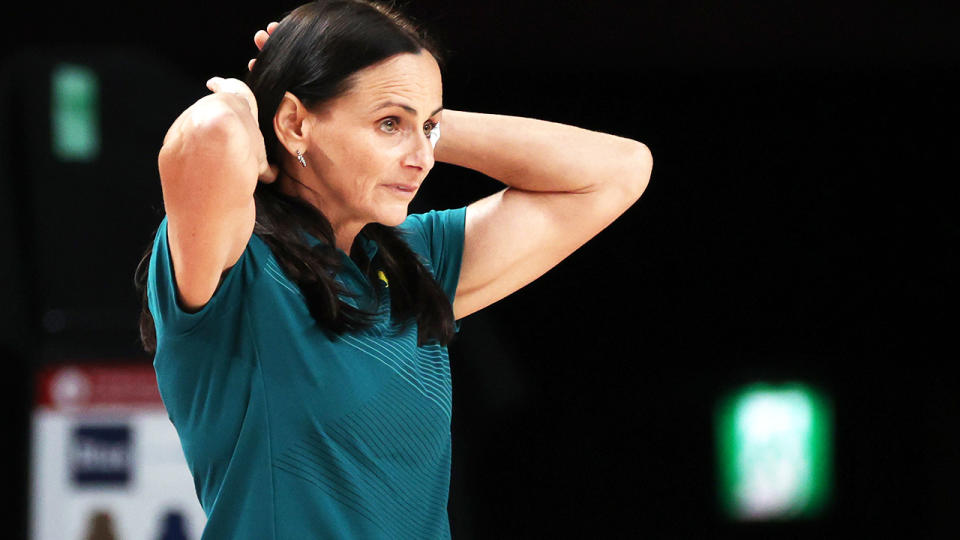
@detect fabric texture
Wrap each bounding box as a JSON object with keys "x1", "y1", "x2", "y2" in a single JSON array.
[{"x1": 148, "y1": 207, "x2": 467, "y2": 540}]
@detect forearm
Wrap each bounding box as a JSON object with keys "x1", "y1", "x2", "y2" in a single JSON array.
[{"x1": 434, "y1": 109, "x2": 651, "y2": 194}]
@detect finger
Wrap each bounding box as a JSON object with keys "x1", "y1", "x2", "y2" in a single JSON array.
[
  {"x1": 206, "y1": 76, "x2": 223, "y2": 92},
  {"x1": 248, "y1": 58, "x2": 256, "y2": 71},
  {"x1": 254, "y1": 29, "x2": 270, "y2": 50},
  {"x1": 266, "y1": 21, "x2": 279, "y2": 34}
]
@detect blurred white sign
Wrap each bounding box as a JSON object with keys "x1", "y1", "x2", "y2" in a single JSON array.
[{"x1": 31, "y1": 363, "x2": 206, "y2": 540}]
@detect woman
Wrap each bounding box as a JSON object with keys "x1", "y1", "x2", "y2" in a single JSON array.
[{"x1": 135, "y1": 1, "x2": 652, "y2": 538}]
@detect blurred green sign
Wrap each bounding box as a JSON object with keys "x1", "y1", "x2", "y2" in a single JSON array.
[
  {"x1": 716, "y1": 382, "x2": 832, "y2": 520},
  {"x1": 52, "y1": 63, "x2": 100, "y2": 162}
]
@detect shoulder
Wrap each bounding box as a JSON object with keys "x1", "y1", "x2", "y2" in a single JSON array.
[
  {"x1": 394, "y1": 207, "x2": 467, "y2": 302},
  {"x1": 396, "y1": 207, "x2": 467, "y2": 260}
]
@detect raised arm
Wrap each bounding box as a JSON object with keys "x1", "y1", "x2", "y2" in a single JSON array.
[
  {"x1": 158, "y1": 78, "x2": 276, "y2": 312},
  {"x1": 244, "y1": 24, "x2": 650, "y2": 320},
  {"x1": 434, "y1": 110, "x2": 652, "y2": 320}
]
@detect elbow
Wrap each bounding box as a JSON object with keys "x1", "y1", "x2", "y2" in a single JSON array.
[
  {"x1": 187, "y1": 100, "x2": 244, "y2": 135},
  {"x1": 158, "y1": 108, "x2": 244, "y2": 192},
  {"x1": 624, "y1": 141, "x2": 653, "y2": 200},
  {"x1": 160, "y1": 112, "x2": 237, "y2": 167},
  {"x1": 161, "y1": 98, "x2": 241, "y2": 156}
]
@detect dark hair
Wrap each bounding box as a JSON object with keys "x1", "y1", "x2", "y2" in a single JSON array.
[{"x1": 135, "y1": 0, "x2": 454, "y2": 354}]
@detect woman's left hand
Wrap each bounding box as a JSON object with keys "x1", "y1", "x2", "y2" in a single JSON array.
[{"x1": 247, "y1": 21, "x2": 279, "y2": 71}]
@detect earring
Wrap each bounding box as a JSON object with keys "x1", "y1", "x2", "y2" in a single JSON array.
[{"x1": 296, "y1": 149, "x2": 307, "y2": 168}]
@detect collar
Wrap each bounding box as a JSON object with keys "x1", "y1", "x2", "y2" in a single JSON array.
[
  {"x1": 299, "y1": 228, "x2": 378, "y2": 261},
  {"x1": 355, "y1": 231, "x2": 379, "y2": 260}
]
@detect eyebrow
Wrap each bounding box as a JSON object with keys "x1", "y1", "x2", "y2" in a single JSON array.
[{"x1": 374, "y1": 101, "x2": 444, "y2": 117}]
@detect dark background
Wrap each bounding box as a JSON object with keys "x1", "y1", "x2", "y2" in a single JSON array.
[{"x1": 3, "y1": 0, "x2": 958, "y2": 537}]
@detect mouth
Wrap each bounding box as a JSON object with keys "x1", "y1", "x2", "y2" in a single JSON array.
[{"x1": 382, "y1": 183, "x2": 419, "y2": 196}]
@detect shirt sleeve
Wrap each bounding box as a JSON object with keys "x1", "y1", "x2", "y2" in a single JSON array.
[
  {"x1": 147, "y1": 216, "x2": 249, "y2": 337},
  {"x1": 397, "y1": 206, "x2": 467, "y2": 307}
]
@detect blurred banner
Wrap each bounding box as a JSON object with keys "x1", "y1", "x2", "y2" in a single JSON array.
[{"x1": 31, "y1": 363, "x2": 205, "y2": 540}]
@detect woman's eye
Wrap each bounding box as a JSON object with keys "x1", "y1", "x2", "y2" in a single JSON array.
[
  {"x1": 424, "y1": 121, "x2": 437, "y2": 135},
  {"x1": 380, "y1": 118, "x2": 399, "y2": 133}
]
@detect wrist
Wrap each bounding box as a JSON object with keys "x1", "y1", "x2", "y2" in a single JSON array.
[{"x1": 432, "y1": 109, "x2": 465, "y2": 163}]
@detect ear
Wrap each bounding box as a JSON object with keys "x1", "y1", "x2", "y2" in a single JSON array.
[{"x1": 273, "y1": 91, "x2": 313, "y2": 156}]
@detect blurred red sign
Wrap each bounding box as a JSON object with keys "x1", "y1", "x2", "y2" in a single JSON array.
[{"x1": 35, "y1": 363, "x2": 163, "y2": 410}]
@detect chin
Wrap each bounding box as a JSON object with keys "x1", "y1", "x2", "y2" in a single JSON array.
[{"x1": 375, "y1": 208, "x2": 410, "y2": 227}]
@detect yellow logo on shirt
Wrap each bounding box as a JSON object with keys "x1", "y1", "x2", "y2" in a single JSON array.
[{"x1": 377, "y1": 270, "x2": 389, "y2": 287}]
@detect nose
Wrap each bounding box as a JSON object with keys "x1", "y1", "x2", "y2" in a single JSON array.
[{"x1": 403, "y1": 131, "x2": 435, "y2": 172}]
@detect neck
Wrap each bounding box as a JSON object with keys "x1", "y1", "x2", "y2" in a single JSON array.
[
  {"x1": 332, "y1": 222, "x2": 363, "y2": 256},
  {"x1": 277, "y1": 167, "x2": 363, "y2": 256}
]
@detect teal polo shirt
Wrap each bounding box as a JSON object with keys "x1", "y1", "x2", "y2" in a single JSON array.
[{"x1": 147, "y1": 207, "x2": 466, "y2": 539}]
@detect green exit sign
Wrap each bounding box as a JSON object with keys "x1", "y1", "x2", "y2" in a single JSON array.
[
  {"x1": 715, "y1": 382, "x2": 833, "y2": 521},
  {"x1": 51, "y1": 63, "x2": 100, "y2": 162}
]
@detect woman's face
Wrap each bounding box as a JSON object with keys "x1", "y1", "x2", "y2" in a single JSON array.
[{"x1": 302, "y1": 51, "x2": 443, "y2": 231}]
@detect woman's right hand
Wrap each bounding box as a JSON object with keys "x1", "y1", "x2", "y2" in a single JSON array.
[
  {"x1": 205, "y1": 76, "x2": 278, "y2": 183},
  {"x1": 248, "y1": 21, "x2": 279, "y2": 72}
]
